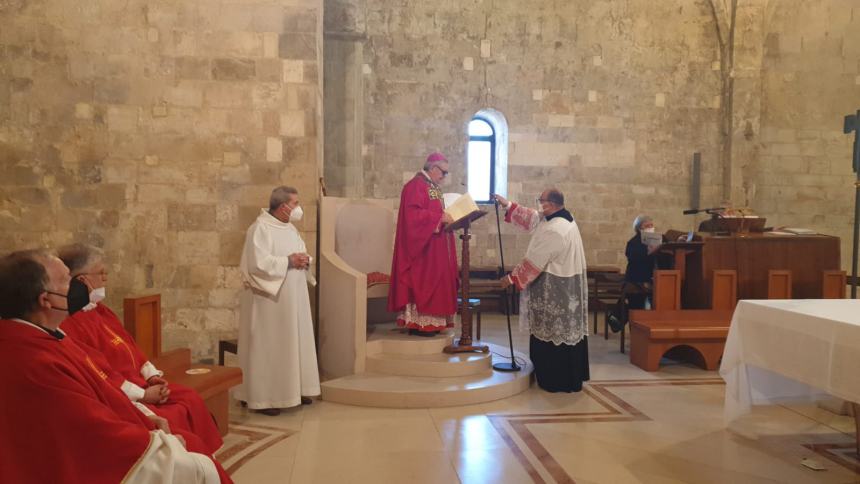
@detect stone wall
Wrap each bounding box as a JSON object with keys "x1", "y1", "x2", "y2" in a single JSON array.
[
  {"x1": 0, "y1": 0, "x2": 323, "y2": 360},
  {"x1": 748, "y1": 0, "x2": 859, "y2": 271},
  {"x1": 324, "y1": 0, "x2": 858, "y2": 273},
  {"x1": 2, "y1": 0, "x2": 857, "y2": 359},
  {"x1": 324, "y1": 0, "x2": 728, "y2": 269}
]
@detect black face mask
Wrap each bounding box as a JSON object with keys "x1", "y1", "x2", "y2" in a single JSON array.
[
  {"x1": 45, "y1": 291, "x2": 69, "y2": 313},
  {"x1": 67, "y1": 278, "x2": 90, "y2": 315}
]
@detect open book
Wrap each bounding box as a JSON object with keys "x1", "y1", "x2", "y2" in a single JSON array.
[{"x1": 443, "y1": 193, "x2": 486, "y2": 231}]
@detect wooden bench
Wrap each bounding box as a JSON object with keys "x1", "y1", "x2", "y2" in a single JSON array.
[
  {"x1": 627, "y1": 269, "x2": 735, "y2": 371},
  {"x1": 124, "y1": 294, "x2": 242, "y2": 436},
  {"x1": 629, "y1": 309, "x2": 733, "y2": 371}
]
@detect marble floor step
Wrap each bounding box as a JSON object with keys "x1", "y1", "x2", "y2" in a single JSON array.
[
  {"x1": 365, "y1": 350, "x2": 492, "y2": 377},
  {"x1": 366, "y1": 327, "x2": 454, "y2": 356},
  {"x1": 321, "y1": 345, "x2": 533, "y2": 408}
]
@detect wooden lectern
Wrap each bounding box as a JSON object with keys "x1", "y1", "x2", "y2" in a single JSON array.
[{"x1": 444, "y1": 210, "x2": 490, "y2": 354}]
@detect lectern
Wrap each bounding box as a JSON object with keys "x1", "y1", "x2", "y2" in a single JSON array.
[{"x1": 444, "y1": 210, "x2": 490, "y2": 354}]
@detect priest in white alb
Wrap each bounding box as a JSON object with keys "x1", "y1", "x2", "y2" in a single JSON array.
[{"x1": 237, "y1": 186, "x2": 320, "y2": 416}]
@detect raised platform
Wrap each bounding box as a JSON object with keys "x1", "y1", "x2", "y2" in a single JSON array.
[
  {"x1": 321, "y1": 325, "x2": 532, "y2": 408},
  {"x1": 365, "y1": 327, "x2": 454, "y2": 355}
]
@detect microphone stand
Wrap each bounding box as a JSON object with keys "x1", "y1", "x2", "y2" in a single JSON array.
[{"x1": 492, "y1": 199, "x2": 521, "y2": 372}]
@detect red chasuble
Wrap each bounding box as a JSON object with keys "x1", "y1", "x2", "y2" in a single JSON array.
[
  {"x1": 62, "y1": 304, "x2": 223, "y2": 454},
  {"x1": 0, "y1": 319, "x2": 157, "y2": 483},
  {"x1": 387, "y1": 173, "x2": 459, "y2": 329}
]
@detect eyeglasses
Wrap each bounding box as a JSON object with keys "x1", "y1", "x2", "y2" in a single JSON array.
[
  {"x1": 433, "y1": 166, "x2": 449, "y2": 177},
  {"x1": 536, "y1": 198, "x2": 550, "y2": 204}
]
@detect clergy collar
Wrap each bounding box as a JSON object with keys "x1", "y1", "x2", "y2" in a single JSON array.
[
  {"x1": 10, "y1": 318, "x2": 66, "y2": 340},
  {"x1": 545, "y1": 208, "x2": 573, "y2": 223},
  {"x1": 81, "y1": 302, "x2": 97, "y2": 312}
]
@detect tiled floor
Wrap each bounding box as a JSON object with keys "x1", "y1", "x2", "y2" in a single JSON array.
[{"x1": 220, "y1": 314, "x2": 859, "y2": 483}]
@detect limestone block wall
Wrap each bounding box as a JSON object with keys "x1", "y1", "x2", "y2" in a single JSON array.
[
  {"x1": 0, "y1": 0, "x2": 324, "y2": 360},
  {"x1": 325, "y1": 0, "x2": 858, "y2": 274},
  {"x1": 749, "y1": 0, "x2": 860, "y2": 271},
  {"x1": 324, "y1": 0, "x2": 727, "y2": 269}
]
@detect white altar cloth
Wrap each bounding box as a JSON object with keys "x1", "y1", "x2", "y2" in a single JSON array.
[{"x1": 720, "y1": 299, "x2": 860, "y2": 422}]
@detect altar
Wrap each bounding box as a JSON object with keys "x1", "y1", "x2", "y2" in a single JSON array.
[{"x1": 720, "y1": 299, "x2": 860, "y2": 453}]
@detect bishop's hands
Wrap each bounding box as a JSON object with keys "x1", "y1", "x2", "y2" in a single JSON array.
[
  {"x1": 143, "y1": 384, "x2": 170, "y2": 404},
  {"x1": 435, "y1": 213, "x2": 454, "y2": 233},
  {"x1": 289, "y1": 253, "x2": 311, "y2": 270}
]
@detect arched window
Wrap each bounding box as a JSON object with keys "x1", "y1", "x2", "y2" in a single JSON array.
[{"x1": 467, "y1": 109, "x2": 508, "y2": 203}]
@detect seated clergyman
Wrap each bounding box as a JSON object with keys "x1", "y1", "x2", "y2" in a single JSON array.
[{"x1": 0, "y1": 249, "x2": 228, "y2": 483}]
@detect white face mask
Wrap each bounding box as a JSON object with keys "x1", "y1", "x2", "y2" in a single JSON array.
[
  {"x1": 90, "y1": 286, "x2": 106, "y2": 303},
  {"x1": 643, "y1": 227, "x2": 656, "y2": 233},
  {"x1": 289, "y1": 205, "x2": 303, "y2": 222}
]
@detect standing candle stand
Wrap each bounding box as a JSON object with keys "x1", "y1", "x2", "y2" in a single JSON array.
[
  {"x1": 444, "y1": 210, "x2": 490, "y2": 354},
  {"x1": 843, "y1": 110, "x2": 860, "y2": 298}
]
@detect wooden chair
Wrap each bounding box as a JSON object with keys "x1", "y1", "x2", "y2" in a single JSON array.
[
  {"x1": 124, "y1": 294, "x2": 242, "y2": 436},
  {"x1": 615, "y1": 281, "x2": 651, "y2": 353},
  {"x1": 469, "y1": 266, "x2": 517, "y2": 315},
  {"x1": 589, "y1": 271, "x2": 624, "y2": 338},
  {"x1": 218, "y1": 339, "x2": 238, "y2": 366}
]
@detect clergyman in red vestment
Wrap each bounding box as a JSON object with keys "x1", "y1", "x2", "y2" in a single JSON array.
[
  {"x1": 57, "y1": 243, "x2": 223, "y2": 454},
  {"x1": 388, "y1": 152, "x2": 459, "y2": 336},
  {"x1": 0, "y1": 250, "x2": 228, "y2": 484}
]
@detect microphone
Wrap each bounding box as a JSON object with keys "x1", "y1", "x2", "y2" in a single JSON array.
[{"x1": 683, "y1": 207, "x2": 725, "y2": 215}]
